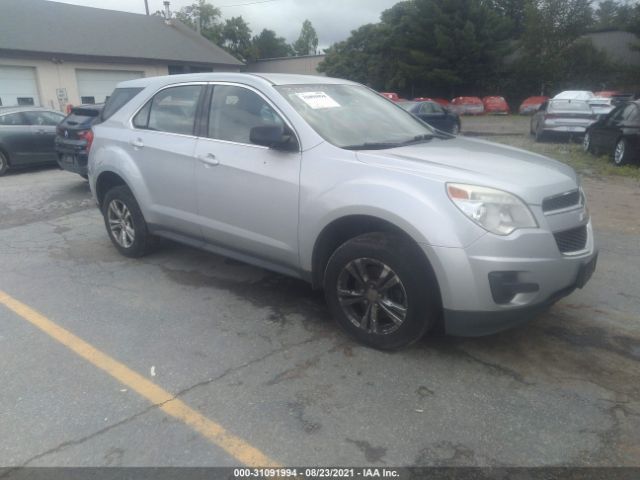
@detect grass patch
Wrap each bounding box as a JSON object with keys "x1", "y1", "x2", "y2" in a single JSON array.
[{"x1": 481, "y1": 134, "x2": 640, "y2": 180}]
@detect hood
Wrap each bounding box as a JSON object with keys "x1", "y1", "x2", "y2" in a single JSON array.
[{"x1": 356, "y1": 137, "x2": 578, "y2": 205}]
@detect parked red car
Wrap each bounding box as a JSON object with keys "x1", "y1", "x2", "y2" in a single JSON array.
[
  {"x1": 594, "y1": 91, "x2": 622, "y2": 98},
  {"x1": 380, "y1": 92, "x2": 400, "y2": 102},
  {"x1": 482, "y1": 96, "x2": 509, "y2": 115},
  {"x1": 450, "y1": 96, "x2": 484, "y2": 115},
  {"x1": 518, "y1": 96, "x2": 550, "y2": 115},
  {"x1": 414, "y1": 97, "x2": 451, "y2": 108}
]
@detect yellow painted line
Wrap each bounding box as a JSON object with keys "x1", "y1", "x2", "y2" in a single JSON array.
[{"x1": 0, "y1": 289, "x2": 279, "y2": 467}]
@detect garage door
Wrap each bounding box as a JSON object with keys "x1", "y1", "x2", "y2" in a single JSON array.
[
  {"x1": 0, "y1": 66, "x2": 40, "y2": 107},
  {"x1": 76, "y1": 69, "x2": 144, "y2": 104}
]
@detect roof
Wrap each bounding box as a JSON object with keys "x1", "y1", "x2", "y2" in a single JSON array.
[
  {"x1": 553, "y1": 91, "x2": 594, "y2": 100},
  {"x1": 117, "y1": 72, "x2": 356, "y2": 90},
  {"x1": 584, "y1": 31, "x2": 640, "y2": 66},
  {"x1": 0, "y1": 0, "x2": 243, "y2": 67}
]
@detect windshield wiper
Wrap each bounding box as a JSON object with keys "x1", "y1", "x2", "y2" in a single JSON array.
[
  {"x1": 341, "y1": 142, "x2": 404, "y2": 150},
  {"x1": 399, "y1": 134, "x2": 434, "y2": 146},
  {"x1": 342, "y1": 134, "x2": 435, "y2": 151}
]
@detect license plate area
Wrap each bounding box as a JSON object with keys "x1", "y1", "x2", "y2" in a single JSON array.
[
  {"x1": 63, "y1": 155, "x2": 74, "y2": 164},
  {"x1": 576, "y1": 253, "x2": 598, "y2": 289}
]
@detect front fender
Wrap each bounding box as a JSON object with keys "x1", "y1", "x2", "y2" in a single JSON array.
[{"x1": 298, "y1": 178, "x2": 485, "y2": 272}]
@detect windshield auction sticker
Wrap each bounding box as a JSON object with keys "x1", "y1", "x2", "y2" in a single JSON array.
[{"x1": 296, "y1": 91, "x2": 341, "y2": 109}]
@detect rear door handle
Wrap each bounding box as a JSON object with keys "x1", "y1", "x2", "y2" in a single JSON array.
[
  {"x1": 198, "y1": 153, "x2": 219, "y2": 167},
  {"x1": 130, "y1": 138, "x2": 144, "y2": 148}
]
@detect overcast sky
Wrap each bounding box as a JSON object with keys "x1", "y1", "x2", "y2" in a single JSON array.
[{"x1": 49, "y1": 0, "x2": 399, "y2": 49}]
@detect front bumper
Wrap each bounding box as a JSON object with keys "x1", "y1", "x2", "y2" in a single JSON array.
[{"x1": 422, "y1": 219, "x2": 597, "y2": 336}]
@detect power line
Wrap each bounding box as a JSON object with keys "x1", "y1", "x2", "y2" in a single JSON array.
[{"x1": 218, "y1": 0, "x2": 280, "y2": 7}]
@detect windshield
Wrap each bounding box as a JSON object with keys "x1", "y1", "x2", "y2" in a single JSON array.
[{"x1": 275, "y1": 84, "x2": 436, "y2": 149}]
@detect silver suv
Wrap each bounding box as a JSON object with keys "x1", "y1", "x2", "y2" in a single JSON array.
[{"x1": 89, "y1": 73, "x2": 597, "y2": 349}]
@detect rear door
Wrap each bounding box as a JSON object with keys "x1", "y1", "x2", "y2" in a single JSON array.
[
  {"x1": 129, "y1": 83, "x2": 205, "y2": 238},
  {"x1": 23, "y1": 110, "x2": 65, "y2": 163}
]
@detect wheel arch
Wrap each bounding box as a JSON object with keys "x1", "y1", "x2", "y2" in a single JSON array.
[
  {"x1": 95, "y1": 171, "x2": 131, "y2": 208},
  {"x1": 311, "y1": 214, "x2": 441, "y2": 300},
  {"x1": 0, "y1": 144, "x2": 11, "y2": 166}
]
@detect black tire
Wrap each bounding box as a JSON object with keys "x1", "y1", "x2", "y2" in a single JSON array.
[
  {"x1": 534, "y1": 124, "x2": 546, "y2": 142},
  {"x1": 323, "y1": 232, "x2": 437, "y2": 350},
  {"x1": 0, "y1": 150, "x2": 9, "y2": 176},
  {"x1": 583, "y1": 131, "x2": 595, "y2": 154},
  {"x1": 613, "y1": 137, "x2": 632, "y2": 166},
  {"x1": 102, "y1": 185, "x2": 154, "y2": 258}
]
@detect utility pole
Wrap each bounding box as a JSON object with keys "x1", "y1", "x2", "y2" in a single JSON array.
[{"x1": 144, "y1": 0, "x2": 149, "y2": 15}]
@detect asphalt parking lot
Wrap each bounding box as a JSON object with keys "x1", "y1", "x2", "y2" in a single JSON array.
[{"x1": 1, "y1": 124, "x2": 640, "y2": 468}]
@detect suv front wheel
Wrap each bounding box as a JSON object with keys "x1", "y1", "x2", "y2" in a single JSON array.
[
  {"x1": 324, "y1": 232, "x2": 436, "y2": 350},
  {"x1": 102, "y1": 185, "x2": 154, "y2": 257}
]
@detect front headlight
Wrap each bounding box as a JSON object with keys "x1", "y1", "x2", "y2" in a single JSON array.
[{"x1": 446, "y1": 183, "x2": 538, "y2": 235}]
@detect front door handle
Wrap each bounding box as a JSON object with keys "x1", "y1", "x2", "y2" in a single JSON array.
[
  {"x1": 130, "y1": 138, "x2": 144, "y2": 148},
  {"x1": 198, "y1": 153, "x2": 220, "y2": 167}
]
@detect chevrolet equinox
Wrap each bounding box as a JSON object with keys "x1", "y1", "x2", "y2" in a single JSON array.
[{"x1": 88, "y1": 73, "x2": 598, "y2": 349}]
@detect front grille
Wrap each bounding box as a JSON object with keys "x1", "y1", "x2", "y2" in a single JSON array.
[
  {"x1": 554, "y1": 226, "x2": 587, "y2": 253},
  {"x1": 542, "y1": 189, "x2": 581, "y2": 212}
]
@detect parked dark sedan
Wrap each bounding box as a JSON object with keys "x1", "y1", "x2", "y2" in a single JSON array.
[
  {"x1": 398, "y1": 100, "x2": 461, "y2": 134},
  {"x1": 0, "y1": 107, "x2": 66, "y2": 176},
  {"x1": 55, "y1": 104, "x2": 103, "y2": 178},
  {"x1": 584, "y1": 101, "x2": 640, "y2": 165}
]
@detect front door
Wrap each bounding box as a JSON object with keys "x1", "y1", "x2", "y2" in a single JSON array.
[
  {"x1": 194, "y1": 84, "x2": 301, "y2": 269},
  {"x1": 23, "y1": 110, "x2": 65, "y2": 164}
]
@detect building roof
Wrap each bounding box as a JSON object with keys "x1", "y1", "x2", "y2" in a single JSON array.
[
  {"x1": 584, "y1": 31, "x2": 640, "y2": 66},
  {"x1": 0, "y1": 0, "x2": 243, "y2": 67}
]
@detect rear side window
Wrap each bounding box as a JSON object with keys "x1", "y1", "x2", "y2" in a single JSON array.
[
  {"x1": 0, "y1": 112, "x2": 27, "y2": 125},
  {"x1": 134, "y1": 85, "x2": 203, "y2": 136},
  {"x1": 101, "y1": 87, "x2": 143, "y2": 120}
]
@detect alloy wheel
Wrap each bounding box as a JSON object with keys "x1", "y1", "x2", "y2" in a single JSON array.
[
  {"x1": 336, "y1": 258, "x2": 408, "y2": 335},
  {"x1": 107, "y1": 199, "x2": 135, "y2": 248}
]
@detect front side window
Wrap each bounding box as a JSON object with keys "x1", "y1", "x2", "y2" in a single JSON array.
[
  {"x1": 24, "y1": 111, "x2": 64, "y2": 125},
  {"x1": 208, "y1": 85, "x2": 285, "y2": 144},
  {"x1": 133, "y1": 85, "x2": 203, "y2": 135},
  {"x1": 275, "y1": 84, "x2": 435, "y2": 149}
]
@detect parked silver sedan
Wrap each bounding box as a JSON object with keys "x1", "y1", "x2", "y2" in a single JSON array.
[
  {"x1": 88, "y1": 73, "x2": 597, "y2": 349},
  {"x1": 530, "y1": 99, "x2": 597, "y2": 142},
  {"x1": 0, "y1": 107, "x2": 65, "y2": 175}
]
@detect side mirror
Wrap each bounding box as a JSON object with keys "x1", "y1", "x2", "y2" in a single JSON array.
[{"x1": 250, "y1": 125, "x2": 297, "y2": 151}]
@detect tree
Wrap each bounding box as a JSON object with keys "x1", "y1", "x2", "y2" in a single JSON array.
[
  {"x1": 293, "y1": 20, "x2": 319, "y2": 56},
  {"x1": 221, "y1": 16, "x2": 253, "y2": 61},
  {"x1": 251, "y1": 29, "x2": 293, "y2": 59},
  {"x1": 483, "y1": 0, "x2": 529, "y2": 36},
  {"x1": 516, "y1": 0, "x2": 595, "y2": 94},
  {"x1": 319, "y1": 0, "x2": 512, "y2": 96},
  {"x1": 174, "y1": 0, "x2": 223, "y2": 44}
]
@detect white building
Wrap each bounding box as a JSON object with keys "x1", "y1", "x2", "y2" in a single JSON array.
[{"x1": 0, "y1": 0, "x2": 243, "y2": 111}]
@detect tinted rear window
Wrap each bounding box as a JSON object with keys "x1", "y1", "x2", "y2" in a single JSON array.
[{"x1": 101, "y1": 87, "x2": 143, "y2": 120}]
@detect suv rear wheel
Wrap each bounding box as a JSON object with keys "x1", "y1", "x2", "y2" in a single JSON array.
[
  {"x1": 102, "y1": 185, "x2": 154, "y2": 257},
  {"x1": 323, "y1": 232, "x2": 436, "y2": 350}
]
